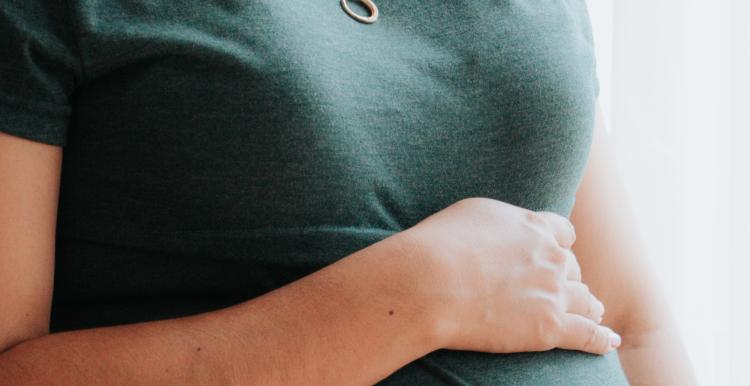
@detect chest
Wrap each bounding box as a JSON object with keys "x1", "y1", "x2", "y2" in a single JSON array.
[{"x1": 60, "y1": 0, "x2": 597, "y2": 234}]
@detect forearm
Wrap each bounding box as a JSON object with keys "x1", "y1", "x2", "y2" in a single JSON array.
[
  {"x1": 573, "y1": 223, "x2": 698, "y2": 386},
  {"x1": 570, "y1": 102, "x2": 697, "y2": 385},
  {"x1": 618, "y1": 328, "x2": 697, "y2": 386},
  {"x1": 0, "y1": 233, "x2": 441, "y2": 385},
  {"x1": 598, "y1": 254, "x2": 697, "y2": 385},
  {"x1": 608, "y1": 262, "x2": 698, "y2": 386}
]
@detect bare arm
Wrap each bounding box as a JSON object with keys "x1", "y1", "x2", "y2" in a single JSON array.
[
  {"x1": 570, "y1": 103, "x2": 698, "y2": 385},
  {"x1": 0, "y1": 132, "x2": 59, "y2": 351},
  {"x1": 0, "y1": 126, "x2": 618, "y2": 385},
  {"x1": 0, "y1": 131, "x2": 439, "y2": 385}
]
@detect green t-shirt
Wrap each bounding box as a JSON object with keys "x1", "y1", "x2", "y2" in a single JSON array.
[{"x1": 1, "y1": 0, "x2": 628, "y2": 384}]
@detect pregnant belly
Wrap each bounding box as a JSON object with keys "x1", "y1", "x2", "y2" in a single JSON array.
[
  {"x1": 53, "y1": 230, "x2": 629, "y2": 386},
  {"x1": 379, "y1": 349, "x2": 629, "y2": 386}
]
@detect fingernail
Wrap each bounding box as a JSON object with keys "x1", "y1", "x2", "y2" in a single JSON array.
[
  {"x1": 597, "y1": 316, "x2": 603, "y2": 324},
  {"x1": 609, "y1": 332, "x2": 621, "y2": 348}
]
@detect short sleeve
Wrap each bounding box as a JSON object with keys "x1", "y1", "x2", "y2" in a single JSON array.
[
  {"x1": 576, "y1": 0, "x2": 601, "y2": 98},
  {"x1": 0, "y1": 1, "x2": 82, "y2": 147}
]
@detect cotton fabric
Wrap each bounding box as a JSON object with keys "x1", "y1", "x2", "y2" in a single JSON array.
[{"x1": 0, "y1": 0, "x2": 628, "y2": 384}]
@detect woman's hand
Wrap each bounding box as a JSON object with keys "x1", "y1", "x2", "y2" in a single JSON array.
[{"x1": 402, "y1": 197, "x2": 621, "y2": 355}]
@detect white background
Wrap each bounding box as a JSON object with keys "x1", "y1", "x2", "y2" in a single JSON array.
[{"x1": 586, "y1": 1, "x2": 750, "y2": 385}]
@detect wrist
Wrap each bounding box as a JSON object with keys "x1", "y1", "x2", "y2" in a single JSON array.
[{"x1": 386, "y1": 228, "x2": 458, "y2": 351}]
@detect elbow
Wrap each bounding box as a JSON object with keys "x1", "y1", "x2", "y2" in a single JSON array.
[
  {"x1": 613, "y1": 305, "x2": 681, "y2": 350},
  {"x1": 0, "y1": 341, "x2": 35, "y2": 386},
  {"x1": 0, "y1": 327, "x2": 50, "y2": 355},
  {"x1": 0, "y1": 330, "x2": 51, "y2": 382}
]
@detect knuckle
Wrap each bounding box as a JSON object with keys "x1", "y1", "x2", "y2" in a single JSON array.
[
  {"x1": 528, "y1": 227, "x2": 549, "y2": 243},
  {"x1": 521, "y1": 219, "x2": 552, "y2": 242},
  {"x1": 536, "y1": 311, "x2": 563, "y2": 349},
  {"x1": 540, "y1": 231, "x2": 560, "y2": 248},
  {"x1": 590, "y1": 298, "x2": 605, "y2": 321},
  {"x1": 543, "y1": 312, "x2": 564, "y2": 333},
  {"x1": 541, "y1": 212, "x2": 576, "y2": 245},
  {"x1": 524, "y1": 211, "x2": 551, "y2": 231},
  {"x1": 583, "y1": 324, "x2": 604, "y2": 352},
  {"x1": 534, "y1": 295, "x2": 565, "y2": 321},
  {"x1": 547, "y1": 277, "x2": 565, "y2": 294},
  {"x1": 557, "y1": 217, "x2": 576, "y2": 242},
  {"x1": 593, "y1": 302, "x2": 605, "y2": 321},
  {"x1": 547, "y1": 246, "x2": 568, "y2": 265},
  {"x1": 537, "y1": 210, "x2": 557, "y2": 221},
  {"x1": 534, "y1": 266, "x2": 565, "y2": 292},
  {"x1": 533, "y1": 238, "x2": 561, "y2": 262},
  {"x1": 524, "y1": 210, "x2": 543, "y2": 224}
]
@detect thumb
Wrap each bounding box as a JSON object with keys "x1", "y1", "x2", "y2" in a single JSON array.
[{"x1": 557, "y1": 313, "x2": 621, "y2": 355}]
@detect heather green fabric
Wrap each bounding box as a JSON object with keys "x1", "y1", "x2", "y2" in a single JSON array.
[{"x1": 1, "y1": 0, "x2": 629, "y2": 384}]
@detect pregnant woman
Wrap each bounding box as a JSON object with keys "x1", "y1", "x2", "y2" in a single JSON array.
[{"x1": 0, "y1": 1, "x2": 696, "y2": 384}]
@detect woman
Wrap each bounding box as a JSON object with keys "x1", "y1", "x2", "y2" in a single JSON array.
[{"x1": 0, "y1": 0, "x2": 696, "y2": 384}]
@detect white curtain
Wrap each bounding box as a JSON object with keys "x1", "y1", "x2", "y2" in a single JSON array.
[{"x1": 587, "y1": 1, "x2": 750, "y2": 385}]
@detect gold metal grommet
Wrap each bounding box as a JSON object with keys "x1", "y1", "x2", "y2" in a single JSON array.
[{"x1": 340, "y1": 0, "x2": 379, "y2": 24}]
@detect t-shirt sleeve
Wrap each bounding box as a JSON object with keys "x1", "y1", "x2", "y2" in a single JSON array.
[
  {"x1": 0, "y1": 1, "x2": 82, "y2": 147},
  {"x1": 577, "y1": 1, "x2": 601, "y2": 98}
]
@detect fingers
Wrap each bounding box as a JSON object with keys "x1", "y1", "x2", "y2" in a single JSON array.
[
  {"x1": 562, "y1": 248, "x2": 582, "y2": 282},
  {"x1": 557, "y1": 313, "x2": 621, "y2": 355},
  {"x1": 564, "y1": 281, "x2": 604, "y2": 323},
  {"x1": 536, "y1": 211, "x2": 576, "y2": 248}
]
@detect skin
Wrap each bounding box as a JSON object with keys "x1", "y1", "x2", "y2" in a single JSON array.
[
  {"x1": 0, "y1": 102, "x2": 696, "y2": 385},
  {"x1": 0, "y1": 131, "x2": 611, "y2": 386},
  {"x1": 570, "y1": 103, "x2": 698, "y2": 385}
]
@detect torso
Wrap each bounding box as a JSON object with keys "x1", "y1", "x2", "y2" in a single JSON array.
[{"x1": 52, "y1": 1, "x2": 627, "y2": 383}]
